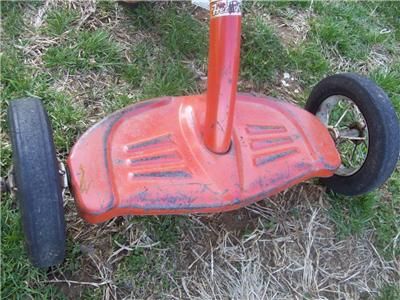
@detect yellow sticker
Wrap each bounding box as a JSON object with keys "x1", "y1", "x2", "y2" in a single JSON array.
[{"x1": 210, "y1": 0, "x2": 242, "y2": 18}]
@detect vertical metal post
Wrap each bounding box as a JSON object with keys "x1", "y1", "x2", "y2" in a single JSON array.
[{"x1": 203, "y1": 0, "x2": 242, "y2": 153}]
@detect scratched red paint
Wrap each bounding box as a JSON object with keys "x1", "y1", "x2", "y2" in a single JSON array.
[
  {"x1": 67, "y1": 93, "x2": 340, "y2": 224},
  {"x1": 67, "y1": 11, "x2": 340, "y2": 224}
]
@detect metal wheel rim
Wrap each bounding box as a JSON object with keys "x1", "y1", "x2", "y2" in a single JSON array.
[{"x1": 316, "y1": 95, "x2": 369, "y2": 176}]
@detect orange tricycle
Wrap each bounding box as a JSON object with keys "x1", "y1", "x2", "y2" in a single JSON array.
[{"x1": 5, "y1": 0, "x2": 399, "y2": 267}]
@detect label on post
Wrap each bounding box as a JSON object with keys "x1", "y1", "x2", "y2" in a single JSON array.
[{"x1": 210, "y1": 0, "x2": 242, "y2": 18}]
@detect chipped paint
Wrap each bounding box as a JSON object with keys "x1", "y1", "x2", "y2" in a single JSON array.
[{"x1": 78, "y1": 165, "x2": 91, "y2": 193}]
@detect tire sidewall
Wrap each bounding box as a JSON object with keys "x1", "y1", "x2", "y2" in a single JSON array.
[
  {"x1": 306, "y1": 73, "x2": 400, "y2": 195},
  {"x1": 8, "y1": 98, "x2": 66, "y2": 267}
]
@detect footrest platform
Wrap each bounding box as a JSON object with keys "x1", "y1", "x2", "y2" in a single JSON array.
[{"x1": 68, "y1": 94, "x2": 340, "y2": 223}]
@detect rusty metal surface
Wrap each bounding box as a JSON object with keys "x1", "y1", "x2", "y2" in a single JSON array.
[{"x1": 67, "y1": 94, "x2": 340, "y2": 223}]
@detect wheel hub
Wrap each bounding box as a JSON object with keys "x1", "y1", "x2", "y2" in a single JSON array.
[{"x1": 316, "y1": 95, "x2": 369, "y2": 176}]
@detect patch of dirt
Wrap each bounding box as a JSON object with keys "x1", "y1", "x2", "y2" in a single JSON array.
[
  {"x1": 249, "y1": 4, "x2": 313, "y2": 48},
  {"x1": 178, "y1": 184, "x2": 398, "y2": 299},
  {"x1": 269, "y1": 14, "x2": 310, "y2": 47},
  {"x1": 5, "y1": 2, "x2": 399, "y2": 299},
  {"x1": 217, "y1": 210, "x2": 259, "y2": 236},
  {"x1": 51, "y1": 70, "x2": 139, "y2": 120},
  {"x1": 364, "y1": 44, "x2": 394, "y2": 73},
  {"x1": 47, "y1": 261, "x2": 94, "y2": 300}
]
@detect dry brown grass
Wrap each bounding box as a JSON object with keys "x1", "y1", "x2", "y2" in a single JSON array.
[
  {"x1": 179, "y1": 188, "x2": 399, "y2": 299},
  {"x1": 52, "y1": 184, "x2": 399, "y2": 299},
  {"x1": 4, "y1": 1, "x2": 399, "y2": 299}
]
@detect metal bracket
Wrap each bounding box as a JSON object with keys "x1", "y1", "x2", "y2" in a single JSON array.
[
  {"x1": 0, "y1": 160, "x2": 69, "y2": 196},
  {"x1": 0, "y1": 167, "x2": 17, "y2": 195},
  {"x1": 58, "y1": 159, "x2": 68, "y2": 197}
]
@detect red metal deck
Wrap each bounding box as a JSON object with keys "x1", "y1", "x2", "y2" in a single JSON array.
[{"x1": 68, "y1": 93, "x2": 340, "y2": 223}]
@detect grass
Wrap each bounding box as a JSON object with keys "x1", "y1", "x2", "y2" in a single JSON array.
[
  {"x1": 311, "y1": 5, "x2": 376, "y2": 60},
  {"x1": 0, "y1": 48, "x2": 87, "y2": 153},
  {"x1": 0, "y1": 195, "x2": 64, "y2": 299},
  {"x1": 1, "y1": 1, "x2": 399, "y2": 299},
  {"x1": 142, "y1": 55, "x2": 197, "y2": 98},
  {"x1": 44, "y1": 8, "x2": 79, "y2": 36},
  {"x1": 288, "y1": 42, "x2": 330, "y2": 85},
  {"x1": 115, "y1": 247, "x2": 175, "y2": 296},
  {"x1": 329, "y1": 192, "x2": 378, "y2": 239},
  {"x1": 44, "y1": 30, "x2": 123, "y2": 72},
  {"x1": 0, "y1": 49, "x2": 33, "y2": 101},
  {"x1": 111, "y1": 216, "x2": 183, "y2": 296},
  {"x1": 378, "y1": 284, "x2": 400, "y2": 300},
  {"x1": 241, "y1": 16, "x2": 289, "y2": 86},
  {"x1": 329, "y1": 168, "x2": 400, "y2": 259},
  {"x1": 44, "y1": 91, "x2": 87, "y2": 151},
  {"x1": 125, "y1": 3, "x2": 207, "y2": 60},
  {"x1": 121, "y1": 43, "x2": 151, "y2": 87},
  {"x1": 372, "y1": 63, "x2": 400, "y2": 118},
  {"x1": 142, "y1": 216, "x2": 183, "y2": 247},
  {"x1": 157, "y1": 8, "x2": 207, "y2": 60},
  {"x1": 0, "y1": 2, "x2": 25, "y2": 39}
]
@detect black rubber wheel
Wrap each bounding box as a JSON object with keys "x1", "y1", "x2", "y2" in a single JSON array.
[
  {"x1": 8, "y1": 98, "x2": 66, "y2": 268},
  {"x1": 305, "y1": 73, "x2": 400, "y2": 196}
]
